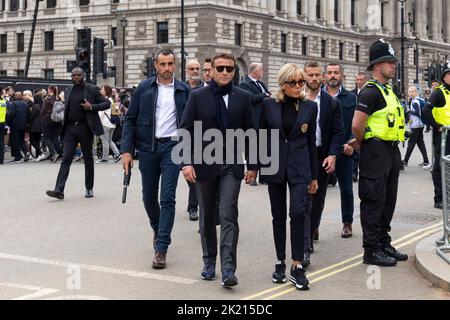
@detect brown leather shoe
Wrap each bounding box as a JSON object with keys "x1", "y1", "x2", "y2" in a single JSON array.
[
  {"x1": 341, "y1": 224, "x2": 353, "y2": 238},
  {"x1": 152, "y1": 251, "x2": 166, "y2": 269}
]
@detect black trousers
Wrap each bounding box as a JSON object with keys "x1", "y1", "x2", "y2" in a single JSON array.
[
  {"x1": 29, "y1": 132, "x2": 42, "y2": 158},
  {"x1": 0, "y1": 123, "x2": 5, "y2": 164},
  {"x1": 403, "y1": 127, "x2": 429, "y2": 164},
  {"x1": 432, "y1": 129, "x2": 450, "y2": 204},
  {"x1": 268, "y1": 179, "x2": 308, "y2": 262},
  {"x1": 55, "y1": 123, "x2": 94, "y2": 193},
  {"x1": 359, "y1": 139, "x2": 401, "y2": 253},
  {"x1": 305, "y1": 147, "x2": 329, "y2": 249},
  {"x1": 187, "y1": 181, "x2": 198, "y2": 211},
  {"x1": 10, "y1": 128, "x2": 27, "y2": 160}
]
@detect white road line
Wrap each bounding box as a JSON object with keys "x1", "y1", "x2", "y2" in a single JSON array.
[
  {"x1": 0, "y1": 252, "x2": 197, "y2": 285},
  {"x1": 0, "y1": 282, "x2": 59, "y2": 300}
]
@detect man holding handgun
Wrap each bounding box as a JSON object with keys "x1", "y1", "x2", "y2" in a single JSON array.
[{"x1": 121, "y1": 48, "x2": 190, "y2": 270}]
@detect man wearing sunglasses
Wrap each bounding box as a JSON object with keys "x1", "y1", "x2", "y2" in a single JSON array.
[
  {"x1": 186, "y1": 60, "x2": 205, "y2": 90},
  {"x1": 180, "y1": 53, "x2": 257, "y2": 288}
]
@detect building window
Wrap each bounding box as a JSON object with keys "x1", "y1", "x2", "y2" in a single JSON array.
[
  {"x1": 77, "y1": 28, "x2": 91, "y2": 47},
  {"x1": 0, "y1": 34, "x2": 7, "y2": 53},
  {"x1": 79, "y1": 0, "x2": 89, "y2": 6},
  {"x1": 10, "y1": 0, "x2": 19, "y2": 11},
  {"x1": 16, "y1": 69, "x2": 25, "y2": 77},
  {"x1": 296, "y1": 0, "x2": 301, "y2": 15},
  {"x1": 316, "y1": 0, "x2": 321, "y2": 19},
  {"x1": 43, "y1": 69, "x2": 54, "y2": 79},
  {"x1": 339, "y1": 42, "x2": 344, "y2": 60},
  {"x1": 156, "y1": 22, "x2": 168, "y2": 44},
  {"x1": 47, "y1": 0, "x2": 56, "y2": 8},
  {"x1": 334, "y1": 0, "x2": 339, "y2": 22},
  {"x1": 321, "y1": 39, "x2": 327, "y2": 58},
  {"x1": 111, "y1": 27, "x2": 117, "y2": 46},
  {"x1": 281, "y1": 33, "x2": 287, "y2": 53},
  {"x1": 356, "y1": 44, "x2": 360, "y2": 62},
  {"x1": 351, "y1": 0, "x2": 356, "y2": 26},
  {"x1": 44, "y1": 31, "x2": 54, "y2": 51},
  {"x1": 235, "y1": 23, "x2": 242, "y2": 46},
  {"x1": 302, "y1": 36, "x2": 307, "y2": 55},
  {"x1": 1, "y1": 0, "x2": 4, "y2": 12},
  {"x1": 17, "y1": 33, "x2": 24, "y2": 52},
  {"x1": 0, "y1": 70, "x2": 7, "y2": 76},
  {"x1": 381, "y1": 2, "x2": 385, "y2": 28},
  {"x1": 276, "y1": 0, "x2": 281, "y2": 11},
  {"x1": 23, "y1": 0, "x2": 26, "y2": 10}
]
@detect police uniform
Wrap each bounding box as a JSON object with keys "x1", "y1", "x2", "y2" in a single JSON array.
[
  {"x1": 422, "y1": 63, "x2": 450, "y2": 209},
  {"x1": 0, "y1": 95, "x2": 6, "y2": 164},
  {"x1": 356, "y1": 40, "x2": 409, "y2": 267}
]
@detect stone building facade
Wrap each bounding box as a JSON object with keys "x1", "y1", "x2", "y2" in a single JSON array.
[{"x1": 0, "y1": 0, "x2": 449, "y2": 92}]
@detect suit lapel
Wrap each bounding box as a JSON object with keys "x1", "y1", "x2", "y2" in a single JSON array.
[
  {"x1": 288, "y1": 101, "x2": 305, "y2": 139},
  {"x1": 273, "y1": 102, "x2": 287, "y2": 140}
]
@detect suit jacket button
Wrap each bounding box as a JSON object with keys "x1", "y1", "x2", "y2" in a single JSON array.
[{"x1": 285, "y1": 139, "x2": 288, "y2": 143}]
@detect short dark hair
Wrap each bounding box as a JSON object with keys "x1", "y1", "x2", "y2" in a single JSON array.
[
  {"x1": 204, "y1": 58, "x2": 212, "y2": 64},
  {"x1": 326, "y1": 63, "x2": 344, "y2": 74},
  {"x1": 304, "y1": 61, "x2": 321, "y2": 70},
  {"x1": 155, "y1": 48, "x2": 175, "y2": 62},
  {"x1": 211, "y1": 53, "x2": 235, "y2": 67}
]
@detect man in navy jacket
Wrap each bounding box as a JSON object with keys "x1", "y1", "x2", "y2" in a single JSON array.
[
  {"x1": 121, "y1": 49, "x2": 190, "y2": 270},
  {"x1": 6, "y1": 92, "x2": 29, "y2": 163}
]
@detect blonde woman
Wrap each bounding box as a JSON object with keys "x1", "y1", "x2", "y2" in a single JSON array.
[{"x1": 260, "y1": 63, "x2": 318, "y2": 291}]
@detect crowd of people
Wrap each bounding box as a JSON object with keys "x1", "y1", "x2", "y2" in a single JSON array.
[{"x1": 1, "y1": 39, "x2": 446, "y2": 293}]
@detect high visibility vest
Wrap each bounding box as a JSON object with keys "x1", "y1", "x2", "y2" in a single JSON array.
[
  {"x1": 431, "y1": 85, "x2": 450, "y2": 126},
  {"x1": 363, "y1": 81, "x2": 406, "y2": 142},
  {"x1": 0, "y1": 97, "x2": 6, "y2": 124}
]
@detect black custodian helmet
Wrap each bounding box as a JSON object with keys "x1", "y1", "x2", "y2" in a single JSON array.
[
  {"x1": 367, "y1": 39, "x2": 398, "y2": 71},
  {"x1": 441, "y1": 61, "x2": 450, "y2": 81}
]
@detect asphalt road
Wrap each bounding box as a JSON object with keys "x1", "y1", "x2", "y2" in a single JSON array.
[{"x1": 1, "y1": 132, "x2": 449, "y2": 300}]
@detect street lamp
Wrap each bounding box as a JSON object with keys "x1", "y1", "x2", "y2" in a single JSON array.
[
  {"x1": 120, "y1": 15, "x2": 128, "y2": 87},
  {"x1": 400, "y1": 0, "x2": 407, "y2": 95},
  {"x1": 181, "y1": 0, "x2": 186, "y2": 82},
  {"x1": 415, "y1": 35, "x2": 420, "y2": 85}
]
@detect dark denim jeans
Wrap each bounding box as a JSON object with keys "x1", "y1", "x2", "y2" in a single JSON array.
[
  {"x1": 336, "y1": 154, "x2": 354, "y2": 224},
  {"x1": 0, "y1": 124, "x2": 5, "y2": 164},
  {"x1": 139, "y1": 141, "x2": 180, "y2": 253}
]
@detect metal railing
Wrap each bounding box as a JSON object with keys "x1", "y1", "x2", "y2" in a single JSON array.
[{"x1": 437, "y1": 126, "x2": 450, "y2": 263}]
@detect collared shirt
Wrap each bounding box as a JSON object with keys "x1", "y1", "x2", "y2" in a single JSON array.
[
  {"x1": 223, "y1": 94, "x2": 229, "y2": 109},
  {"x1": 324, "y1": 85, "x2": 342, "y2": 98},
  {"x1": 155, "y1": 77, "x2": 178, "y2": 138},
  {"x1": 313, "y1": 90, "x2": 322, "y2": 147},
  {"x1": 248, "y1": 75, "x2": 267, "y2": 94}
]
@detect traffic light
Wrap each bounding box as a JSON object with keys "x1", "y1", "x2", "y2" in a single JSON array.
[
  {"x1": 93, "y1": 37, "x2": 105, "y2": 74},
  {"x1": 143, "y1": 56, "x2": 155, "y2": 79},
  {"x1": 76, "y1": 46, "x2": 90, "y2": 78},
  {"x1": 66, "y1": 60, "x2": 77, "y2": 73}
]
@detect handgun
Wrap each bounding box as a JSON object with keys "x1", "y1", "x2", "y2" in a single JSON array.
[{"x1": 122, "y1": 164, "x2": 132, "y2": 204}]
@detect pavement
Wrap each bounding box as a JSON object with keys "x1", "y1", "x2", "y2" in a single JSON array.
[{"x1": 1, "y1": 132, "x2": 450, "y2": 300}]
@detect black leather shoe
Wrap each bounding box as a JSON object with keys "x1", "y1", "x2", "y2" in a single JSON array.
[
  {"x1": 435, "y1": 202, "x2": 443, "y2": 209},
  {"x1": 188, "y1": 209, "x2": 199, "y2": 221},
  {"x1": 363, "y1": 250, "x2": 397, "y2": 267},
  {"x1": 382, "y1": 246, "x2": 408, "y2": 261},
  {"x1": 85, "y1": 189, "x2": 94, "y2": 198},
  {"x1": 46, "y1": 190, "x2": 64, "y2": 200},
  {"x1": 302, "y1": 251, "x2": 311, "y2": 268}
]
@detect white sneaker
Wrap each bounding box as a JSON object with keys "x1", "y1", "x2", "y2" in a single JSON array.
[
  {"x1": 423, "y1": 164, "x2": 432, "y2": 170},
  {"x1": 35, "y1": 154, "x2": 48, "y2": 162}
]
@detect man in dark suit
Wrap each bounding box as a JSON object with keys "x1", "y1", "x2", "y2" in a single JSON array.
[
  {"x1": 180, "y1": 53, "x2": 257, "y2": 288},
  {"x1": 6, "y1": 92, "x2": 29, "y2": 163},
  {"x1": 303, "y1": 61, "x2": 345, "y2": 266},
  {"x1": 46, "y1": 67, "x2": 110, "y2": 200},
  {"x1": 352, "y1": 72, "x2": 368, "y2": 96},
  {"x1": 239, "y1": 62, "x2": 271, "y2": 186}
]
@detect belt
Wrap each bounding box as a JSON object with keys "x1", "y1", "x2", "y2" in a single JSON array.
[
  {"x1": 369, "y1": 137, "x2": 400, "y2": 147},
  {"x1": 155, "y1": 137, "x2": 174, "y2": 144},
  {"x1": 69, "y1": 121, "x2": 86, "y2": 127}
]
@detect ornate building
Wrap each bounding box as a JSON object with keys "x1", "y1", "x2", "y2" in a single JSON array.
[{"x1": 0, "y1": 0, "x2": 449, "y2": 91}]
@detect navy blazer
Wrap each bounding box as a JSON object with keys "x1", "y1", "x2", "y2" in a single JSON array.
[
  {"x1": 121, "y1": 76, "x2": 190, "y2": 154},
  {"x1": 6, "y1": 100, "x2": 28, "y2": 130},
  {"x1": 239, "y1": 75, "x2": 270, "y2": 129},
  {"x1": 179, "y1": 85, "x2": 257, "y2": 181},
  {"x1": 317, "y1": 89, "x2": 345, "y2": 158},
  {"x1": 335, "y1": 87, "x2": 357, "y2": 144},
  {"x1": 63, "y1": 83, "x2": 110, "y2": 137},
  {"x1": 259, "y1": 98, "x2": 318, "y2": 185}
]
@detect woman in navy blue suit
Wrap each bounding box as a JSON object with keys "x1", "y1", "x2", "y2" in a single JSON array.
[{"x1": 260, "y1": 63, "x2": 318, "y2": 291}]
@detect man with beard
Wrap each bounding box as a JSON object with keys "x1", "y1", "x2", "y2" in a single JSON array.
[
  {"x1": 303, "y1": 61, "x2": 344, "y2": 267},
  {"x1": 202, "y1": 58, "x2": 213, "y2": 85},
  {"x1": 324, "y1": 64, "x2": 357, "y2": 238},
  {"x1": 351, "y1": 39, "x2": 408, "y2": 267}
]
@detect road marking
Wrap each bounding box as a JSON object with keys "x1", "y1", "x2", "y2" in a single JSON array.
[
  {"x1": 0, "y1": 282, "x2": 59, "y2": 300},
  {"x1": 242, "y1": 223, "x2": 442, "y2": 300},
  {"x1": 0, "y1": 253, "x2": 198, "y2": 285}
]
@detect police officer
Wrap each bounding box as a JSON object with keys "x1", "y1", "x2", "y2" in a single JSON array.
[
  {"x1": 423, "y1": 62, "x2": 450, "y2": 211},
  {"x1": 0, "y1": 88, "x2": 6, "y2": 164},
  {"x1": 351, "y1": 39, "x2": 408, "y2": 267}
]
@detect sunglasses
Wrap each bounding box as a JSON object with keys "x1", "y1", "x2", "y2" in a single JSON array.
[
  {"x1": 285, "y1": 80, "x2": 306, "y2": 88},
  {"x1": 188, "y1": 67, "x2": 200, "y2": 71},
  {"x1": 215, "y1": 66, "x2": 235, "y2": 73}
]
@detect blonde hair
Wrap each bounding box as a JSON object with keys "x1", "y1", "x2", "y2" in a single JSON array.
[
  {"x1": 23, "y1": 90, "x2": 34, "y2": 102},
  {"x1": 275, "y1": 63, "x2": 306, "y2": 103}
]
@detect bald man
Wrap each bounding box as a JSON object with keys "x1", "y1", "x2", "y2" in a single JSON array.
[{"x1": 185, "y1": 60, "x2": 204, "y2": 90}]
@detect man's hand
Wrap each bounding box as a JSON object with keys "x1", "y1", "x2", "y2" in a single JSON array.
[
  {"x1": 183, "y1": 166, "x2": 197, "y2": 184},
  {"x1": 343, "y1": 144, "x2": 354, "y2": 157},
  {"x1": 245, "y1": 170, "x2": 257, "y2": 184},
  {"x1": 323, "y1": 155, "x2": 336, "y2": 174},
  {"x1": 81, "y1": 99, "x2": 93, "y2": 111},
  {"x1": 122, "y1": 153, "x2": 133, "y2": 175},
  {"x1": 348, "y1": 138, "x2": 360, "y2": 152},
  {"x1": 308, "y1": 180, "x2": 318, "y2": 194}
]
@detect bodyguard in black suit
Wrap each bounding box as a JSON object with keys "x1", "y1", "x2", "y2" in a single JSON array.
[
  {"x1": 46, "y1": 67, "x2": 110, "y2": 200},
  {"x1": 180, "y1": 53, "x2": 257, "y2": 288},
  {"x1": 303, "y1": 61, "x2": 344, "y2": 265},
  {"x1": 260, "y1": 63, "x2": 318, "y2": 291},
  {"x1": 6, "y1": 92, "x2": 29, "y2": 162}
]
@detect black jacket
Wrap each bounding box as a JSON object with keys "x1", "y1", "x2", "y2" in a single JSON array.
[
  {"x1": 62, "y1": 83, "x2": 110, "y2": 137},
  {"x1": 6, "y1": 100, "x2": 28, "y2": 130},
  {"x1": 260, "y1": 98, "x2": 318, "y2": 184},
  {"x1": 27, "y1": 100, "x2": 42, "y2": 133},
  {"x1": 179, "y1": 85, "x2": 257, "y2": 181},
  {"x1": 239, "y1": 75, "x2": 270, "y2": 129}
]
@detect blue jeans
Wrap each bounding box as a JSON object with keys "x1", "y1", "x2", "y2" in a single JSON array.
[
  {"x1": 139, "y1": 141, "x2": 180, "y2": 253},
  {"x1": 336, "y1": 154, "x2": 354, "y2": 224}
]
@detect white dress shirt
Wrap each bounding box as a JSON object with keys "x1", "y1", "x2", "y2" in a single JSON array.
[
  {"x1": 248, "y1": 75, "x2": 267, "y2": 94},
  {"x1": 313, "y1": 90, "x2": 322, "y2": 147},
  {"x1": 155, "y1": 77, "x2": 178, "y2": 138}
]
